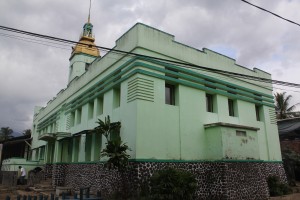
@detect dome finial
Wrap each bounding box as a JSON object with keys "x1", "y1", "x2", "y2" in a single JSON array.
[
  {"x1": 70, "y1": 0, "x2": 99, "y2": 59},
  {"x1": 88, "y1": 0, "x2": 91, "y2": 23},
  {"x1": 82, "y1": 0, "x2": 93, "y2": 38}
]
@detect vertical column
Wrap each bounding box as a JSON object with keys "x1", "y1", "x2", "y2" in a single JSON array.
[
  {"x1": 78, "y1": 134, "x2": 86, "y2": 162},
  {"x1": 91, "y1": 133, "x2": 96, "y2": 161},
  {"x1": 45, "y1": 143, "x2": 49, "y2": 163},
  {"x1": 53, "y1": 140, "x2": 62, "y2": 163},
  {"x1": 75, "y1": 109, "x2": 79, "y2": 125},
  {"x1": 72, "y1": 137, "x2": 78, "y2": 162}
]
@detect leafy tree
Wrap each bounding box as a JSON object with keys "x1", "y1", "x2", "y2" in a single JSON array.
[
  {"x1": 94, "y1": 115, "x2": 131, "y2": 171},
  {"x1": 23, "y1": 129, "x2": 32, "y2": 136},
  {"x1": 0, "y1": 127, "x2": 14, "y2": 141},
  {"x1": 275, "y1": 92, "x2": 299, "y2": 119}
]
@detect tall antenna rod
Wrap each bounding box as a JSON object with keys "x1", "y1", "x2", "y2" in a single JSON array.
[{"x1": 88, "y1": 0, "x2": 91, "y2": 23}]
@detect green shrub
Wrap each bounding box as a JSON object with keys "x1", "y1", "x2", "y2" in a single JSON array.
[
  {"x1": 267, "y1": 176, "x2": 292, "y2": 196},
  {"x1": 149, "y1": 168, "x2": 197, "y2": 200},
  {"x1": 100, "y1": 138, "x2": 130, "y2": 171},
  {"x1": 94, "y1": 115, "x2": 131, "y2": 171}
]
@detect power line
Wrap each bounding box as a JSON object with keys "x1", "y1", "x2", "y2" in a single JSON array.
[
  {"x1": 241, "y1": 0, "x2": 300, "y2": 27},
  {"x1": 0, "y1": 32, "x2": 71, "y2": 50},
  {"x1": 273, "y1": 86, "x2": 300, "y2": 93},
  {"x1": 0, "y1": 24, "x2": 300, "y2": 88}
]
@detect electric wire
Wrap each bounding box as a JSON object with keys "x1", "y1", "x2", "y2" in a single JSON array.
[
  {"x1": 0, "y1": 32, "x2": 71, "y2": 50},
  {"x1": 0, "y1": 24, "x2": 295, "y2": 87},
  {"x1": 273, "y1": 87, "x2": 300, "y2": 93},
  {"x1": 0, "y1": 32, "x2": 71, "y2": 47},
  {"x1": 1, "y1": 24, "x2": 300, "y2": 88},
  {"x1": 241, "y1": 0, "x2": 300, "y2": 27}
]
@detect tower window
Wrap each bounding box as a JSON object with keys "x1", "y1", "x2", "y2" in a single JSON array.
[{"x1": 85, "y1": 63, "x2": 90, "y2": 71}]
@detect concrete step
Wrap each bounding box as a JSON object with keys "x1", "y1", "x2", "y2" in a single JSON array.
[
  {"x1": 38, "y1": 179, "x2": 52, "y2": 186},
  {"x1": 16, "y1": 190, "x2": 38, "y2": 197},
  {"x1": 56, "y1": 186, "x2": 72, "y2": 196},
  {"x1": 74, "y1": 190, "x2": 98, "y2": 196},
  {"x1": 40, "y1": 191, "x2": 56, "y2": 198},
  {"x1": 35, "y1": 183, "x2": 53, "y2": 189},
  {"x1": 0, "y1": 188, "x2": 10, "y2": 194},
  {"x1": 29, "y1": 186, "x2": 54, "y2": 192},
  {"x1": 29, "y1": 186, "x2": 42, "y2": 192},
  {"x1": 292, "y1": 186, "x2": 300, "y2": 193},
  {"x1": 40, "y1": 179, "x2": 52, "y2": 183}
]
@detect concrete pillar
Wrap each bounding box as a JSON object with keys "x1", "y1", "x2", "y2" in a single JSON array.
[{"x1": 78, "y1": 134, "x2": 86, "y2": 162}]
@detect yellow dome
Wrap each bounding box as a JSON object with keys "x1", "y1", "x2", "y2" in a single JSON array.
[{"x1": 71, "y1": 35, "x2": 99, "y2": 58}]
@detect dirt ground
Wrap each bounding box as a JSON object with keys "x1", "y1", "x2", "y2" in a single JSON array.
[
  {"x1": 0, "y1": 188, "x2": 43, "y2": 199},
  {"x1": 1, "y1": 186, "x2": 300, "y2": 200},
  {"x1": 270, "y1": 193, "x2": 300, "y2": 200},
  {"x1": 0, "y1": 192, "x2": 15, "y2": 199}
]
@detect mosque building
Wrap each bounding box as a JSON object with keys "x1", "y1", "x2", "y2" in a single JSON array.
[{"x1": 2, "y1": 10, "x2": 286, "y2": 200}]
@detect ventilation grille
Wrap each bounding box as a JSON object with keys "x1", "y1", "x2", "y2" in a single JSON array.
[
  {"x1": 127, "y1": 77, "x2": 154, "y2": 103},
  {"x1": 269, "y1": 108, "x2": 277, "y2": 125},
  {"x1": 66, "y1": 114, "x2": 71, "y2": 130}
]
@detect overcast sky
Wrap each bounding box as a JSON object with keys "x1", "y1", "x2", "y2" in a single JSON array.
[{"x1": 0, "y1": 0, "x2": 300, "y2": 134}]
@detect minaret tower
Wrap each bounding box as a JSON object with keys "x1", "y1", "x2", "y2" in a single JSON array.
[{"x1": 68, "y1": 0, "x2": 100, "y2": 83}]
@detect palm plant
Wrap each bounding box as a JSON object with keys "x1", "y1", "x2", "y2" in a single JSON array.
[
  {"x1": 275, "y1": 92, "x2": 299, "y2": 119},
  {"x1": 0, "y1": 127, "x2": 14, "y2": 141},
  {"x1": 101, "y1": 138, "x2": 130, "y2": 170},
  {"x1": 94, "y1": 115, "x2": 121, "y2": 141},
  {"x1": 94, "y1": 115, "x2": 130, "y2": 171}
]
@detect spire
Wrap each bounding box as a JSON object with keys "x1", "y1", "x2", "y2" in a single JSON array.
[
  {"x1": 88, "y1": 0, "x2": 91, "y2": 23},
  {"x1": 70, "y1": 0, "x2": 99, "y2": 59},
  {"x1": 82, "y1": 0, "x2": 93, "y2": 38}
]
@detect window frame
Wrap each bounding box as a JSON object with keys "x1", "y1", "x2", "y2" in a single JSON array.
[
  {"x1": 255, "y1": 105, "x2": 261, "y2": 121},
  {"x1": 96, "y1": 97, "x2": 103, "y2": 116},
  {"x1": 206, "y1": 93, "x2": 214, "y2": 112},
  {"x1": 165, "y1": 83, "x2": 176, "y2": 105},
  {"x1": 88, "y1": 101, "x2": 94, "y2": 119},
  {"x1": 228, "y1": 99, "x2": 235, "y2": 116},
  {"x1": 113, "y1": 87, "x2": 121, "y2": 108},
  {"x1": 76, "y1": 107, "x2": 82, "y2": 125}
]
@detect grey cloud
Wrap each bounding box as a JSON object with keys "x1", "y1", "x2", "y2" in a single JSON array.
[{"x1": 0, "y1": 0, "x2": 300, "y2": 132}]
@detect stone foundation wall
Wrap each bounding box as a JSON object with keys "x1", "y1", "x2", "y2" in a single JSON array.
[
  {"x1": 64, "y1": 163, "x2": 121, "y2": 195},
  {"x1": 223, "y1": 162, "x2": 286, "y2": 199},
  {"x1": 281, "y1": 140, "x2": 300, "y2": 154},
  {"x1": 44, "y1": 164, "x2": 53, "y2": 179},
  {"x1": 52, "y1": 163, "x2": 69, "y2": 186},
  {"x1": 28, "y1": 170, "x2": 45, "y2": 187},
  {"x1": 1, "y1": 171, "x2": 18, "y2": 187},
  {"x1": 50, "y1": 161, "x2": 287, "y2": 200}
]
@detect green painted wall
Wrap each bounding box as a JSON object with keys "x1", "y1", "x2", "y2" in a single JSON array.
[
  {"x1": 30, "y1": 23, "x2": 282, "y2": 166},
  {"x1": 205, "y1": 126, "x2": 259, "y2": 160},
  {"x1": 69, "y1": 54, "x2": 97, "y2": 83},
  {"x1": 1, "y1": 158, "x2": 42, "y2": 176}
]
